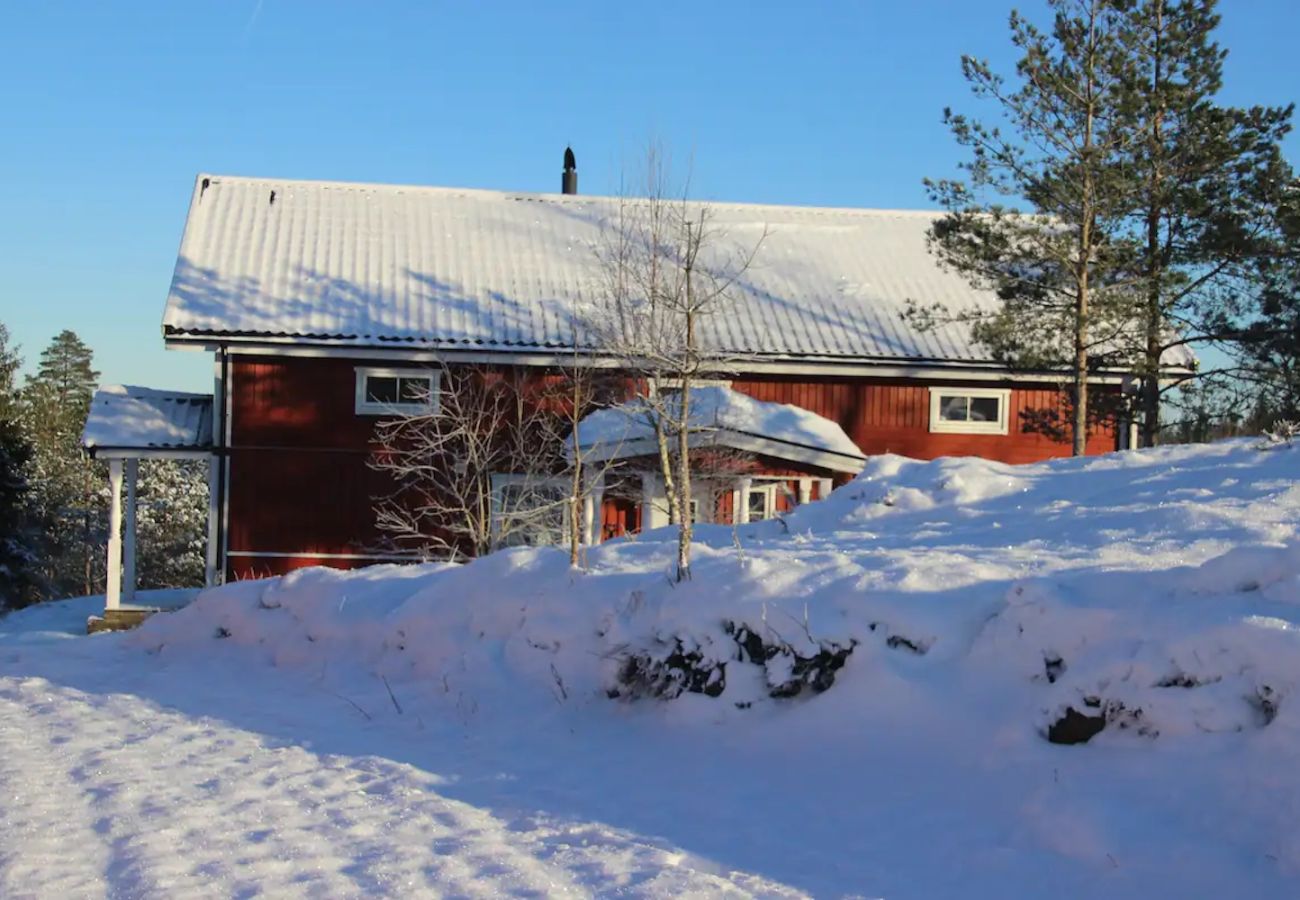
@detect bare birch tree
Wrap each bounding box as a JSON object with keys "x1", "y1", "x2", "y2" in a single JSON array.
[
  {"x1": 587, "y1": 147, "x2": 766, "y2": 580},
  {"x1": 369, "y1": 364, "x2": 613, "y2": 563}
]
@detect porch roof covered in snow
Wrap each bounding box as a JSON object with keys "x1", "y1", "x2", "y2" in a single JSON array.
[
  {"x1": 82, "y1": 385, "x2": 214, "y2": 459},
  {"x1": 572, "y1": 386, "x2": 868, "y2": 475}
]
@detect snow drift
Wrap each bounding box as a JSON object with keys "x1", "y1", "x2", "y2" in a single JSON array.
[
  {"x1": 137, "y1": 439, "x2": 1300, "y2": 746},
  {"x1": 116, "y1": 437, "x2": 1300, "y2": 895}
]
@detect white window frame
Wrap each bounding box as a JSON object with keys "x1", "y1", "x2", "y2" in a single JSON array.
[
  {"x1": 354, "y1": 367, "x2": 440, "y2": 416},
  {"x1": 489, "y1": 474, "x2": 572, "y2": 548},
  {"x1": 928, "y1": 387, "x2": 1011, "y2": 435},
  {"x1": 745, "y1": 483, "x2": 777, "y2": 521}
]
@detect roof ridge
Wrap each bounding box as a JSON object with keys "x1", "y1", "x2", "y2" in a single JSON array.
[{"x1": 193, "y1": 172, "x2": 944, "y2": 219}]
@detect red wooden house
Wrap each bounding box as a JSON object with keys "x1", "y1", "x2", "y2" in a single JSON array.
[{"x1": 83, "y1": 162, "x2": 1177, "y2": 613}]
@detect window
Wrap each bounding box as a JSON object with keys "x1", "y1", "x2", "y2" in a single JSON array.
[
  {"x1": 928, "y1": 388, "x2": 1010, "y2": 435},
  {"x1": 746, "y1": 485, "x2": 776, "y2": 522},
  {"x1": 355, "y1": 367, "x2": 440, "y2": 415},
  {"x1": 491, "y1": 475, "x2": 570, "y2": 548}
]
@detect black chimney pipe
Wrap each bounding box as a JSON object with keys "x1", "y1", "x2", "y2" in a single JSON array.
[{"x1": 562, "y1": 146, "x2": 577, "y2": 195}]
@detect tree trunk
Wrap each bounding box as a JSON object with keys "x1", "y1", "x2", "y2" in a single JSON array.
[
  {"x1": 1074, "y1": 267, "x2": 1090, "y2": 457},
  {"x1": 675, "y1": 245, "x2": 696, "y2": 583},
  {"x1": 675, "y1": 386, "x2": 692, "y2": 582},
  {"x1": 1141, "y1": 3, "x2": 1166, "y2": 449},
  {"x1": 1073, "y1": 4, "x2": 1098, "y2": 459},
  {"x1": 651, "y1": 412, "x2": 678, "y2": 525}
]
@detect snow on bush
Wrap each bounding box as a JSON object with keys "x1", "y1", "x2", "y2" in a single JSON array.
[{"x1": 135, "y1": 438, "x2": 1300, "y2": 748}]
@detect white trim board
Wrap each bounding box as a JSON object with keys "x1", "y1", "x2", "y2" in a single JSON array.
[
  {"x1": 168, "y1": 338, "x2": 1175, "y2": 384},
  {"x1": 227, "y1": 550, "x2": 425, "y2": 562}
]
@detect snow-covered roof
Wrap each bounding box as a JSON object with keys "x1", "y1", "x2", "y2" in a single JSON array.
[
  {"x1": 573, "y1": 386, "x2": 866, "y2": 473},
  {"x1": 162, "y1": 174, "x2": 1014, "y2": 366},
  {"x1": 82, "y1": 385, "x2": 214, "y2": 456}
]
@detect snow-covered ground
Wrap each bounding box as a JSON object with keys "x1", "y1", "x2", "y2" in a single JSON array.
[{"x1": 3, "y1": 439, "x2": 1300, "y2": 898}]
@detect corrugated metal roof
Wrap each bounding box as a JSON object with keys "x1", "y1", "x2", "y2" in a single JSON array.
[
  {"x1": 162, "y1": 174, "x2": 1190, "y2": 367},
  {"x1": 82, "y1": 385, "x2": 213, "y2": 453}
]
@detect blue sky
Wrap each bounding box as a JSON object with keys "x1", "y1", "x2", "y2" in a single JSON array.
[{"x1": 1, "y1": 1, "x2": 1296, "y2": 393}]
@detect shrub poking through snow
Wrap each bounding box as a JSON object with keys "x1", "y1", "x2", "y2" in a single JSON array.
[
  {"x1": 1249, "y1": 685, "x2": 1280, "y2": 726},
  {"x1": 1045, "y1": 697, "x2": 1157, "y2": 745},
  {"x1": 1042, "y1": 654, "x2": 1067, "y2": 684},
  {"x1": 609, "y1": 621, "x2": 857, "y2": 703},
  {"x1": 1154, "y1": 670, "x2": 1220, "y2": 689},
  {"x1": 729, "y1": 623, "x2": 857, "y2": 699},
  {"x1": 608, "y1": 636, "x2": 727, "y2": 701},
  {"x1": 883, "y1": 632, "x2": 929, "y2": 655}
]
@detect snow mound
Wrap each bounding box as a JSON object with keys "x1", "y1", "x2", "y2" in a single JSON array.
[{"x1": 137, "y1": 439, "x2": 1300, "y2": 749}]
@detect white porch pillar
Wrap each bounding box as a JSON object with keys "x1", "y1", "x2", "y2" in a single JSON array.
[
  {"x1": 587, "y1": 475, "x2": 605, "y2": 544},
  {"x1": 641, "y1": 473, "x2": 668, "y2": 530},
  {"x1": 123, "y1": 459, "x2": 138, "y2": 604},
  {"x1": 582, "y1": 493, "x2": 595, "y2": 545},
  {"x1": 798, "y1": 478, "x2": 812, "y2": 506},
  {"x1": 106, "y1": 460, "x2": 124, "y2": 612},
  {"x1": 817, "y1": 477, "x2": 834, "y2": 501},
  {"x1": 736, "y1": 476, "x2": 753, "y2": 525},
  {"x1": 204, "y1": 456, "x2": 219, "y2": 587}
]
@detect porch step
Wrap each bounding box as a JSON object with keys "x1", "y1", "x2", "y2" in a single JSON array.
[{"x1": 87, "y1": 608, "x2": 164, "y2": 634}]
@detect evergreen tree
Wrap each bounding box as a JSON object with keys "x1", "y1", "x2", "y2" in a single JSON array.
[
  {"x1": 27, "y1": 329, "x2": 98, "y2": 427},
  {"x1": 1244, "y1": 183, "x2": 1300, "y2": 423},
  {"x1": 136, "y1": 459, "x2": 208, "y2": 589},
  {"x1": 0, "y1": 323, "x2": 20, "y2": 423},
  {"x1": 918, "y1": 0, "x2": 1141, "y2": 455},
  {"x1": 21, "y1": 330, "x2": 104, "y2": 600},
  {"x1": 1113, "y1": 0, "x2": 1294, "y2": 445},
  {"x1": 0, "y1": 324, "x2": 37, "y2": 609},
  {"x1": 0, "y1": 418, "x2": 39, "y2": 609}
]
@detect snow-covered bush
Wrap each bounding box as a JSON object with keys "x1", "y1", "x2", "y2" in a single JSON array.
[{"x1": 607, "y1": 622, "x2": 857, "y2": 703}]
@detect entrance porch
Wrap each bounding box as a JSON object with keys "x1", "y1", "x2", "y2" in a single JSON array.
[{"x1": 81, "y1": 385, "x2": 216, "y2": 631}]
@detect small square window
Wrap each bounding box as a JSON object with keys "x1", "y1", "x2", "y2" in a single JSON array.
[
  {"x1": 355, "y1": 367, "x2": 440, "y2": 415},
  {"x1": 747, "y1": 487, "x2": 774, "y2": 522},
  {"x1": 928, "y1": 388, "x2": 1009, "y2": 435}
]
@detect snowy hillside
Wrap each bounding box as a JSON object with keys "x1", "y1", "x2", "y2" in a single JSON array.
[{"x1": 3, "y1": 439, "x2": 1300, "y2": 897}]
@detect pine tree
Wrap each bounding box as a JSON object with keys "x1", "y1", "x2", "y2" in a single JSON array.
[
  {"x1": 1113, "y1": 0, "x2": 1294, "y2": 445},
  {"x1": 919, "y1": 0, "x2": 1141, "y2": 456},
  {"x1": 1244, "y1": 183, "x2": 1300, "y2": 423},
  {"x1": 27, "y1": 330, "x2": 98, "y2": 428},
  {"x1": 21, "y1": 330, "x2": 104, "y2": 600},
  {"x1": 0, "y1": 323, "x2": 20, "y2": 423}
]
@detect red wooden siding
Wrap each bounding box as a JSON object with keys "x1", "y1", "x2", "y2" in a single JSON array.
[
  {"x1": 730, "y1": 376, "x2": 1116, "y2": 464},
  {"x1": 226, "y1": 356, "x2": 409, "y2": 578},
  {"x1": 225, "y1": 356, "x2": 1120, "y2": 577}
]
